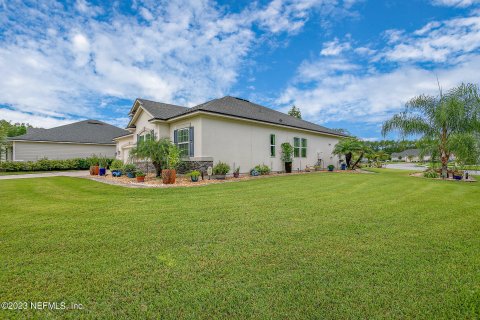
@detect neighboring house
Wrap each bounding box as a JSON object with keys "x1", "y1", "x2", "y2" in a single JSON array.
[
  {"x1": 391, "y1": 149, "x2": 431, "y2": 162},
  {"x1": 115, "y1": 96, "x2": 347, "y2": 173},
  {"x1": 8, "y1": 120, "x2": 129, "y2": 161}
]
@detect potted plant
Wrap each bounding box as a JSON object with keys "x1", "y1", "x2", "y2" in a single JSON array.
[
  {"x1": 250, "y1": 169, "x2": 259, "y2": 176},
  {"x1": 212, "y1": 161, "x2": 230, "y2": 179},
  {"x1": 281, "y1": 142, "x2": 293, "y2": 173},
  {"x1": 98, "y1": 156, "x2": 108, "y2": 176},
  {"x1": 136, "y1": 170, "x2": 146, "y2": 182},
  {"x1": 162, "y1": 144, "x2": 180, "y2": 184},
  {"x1": 233, "y1": 167, "x2": 240, "y2": 178},
  {"x1": 187, "y1": 170, "x2": 201, "y2": 182},
  {"x1": 89, "y1": 155, "x2": 99, "y2": 175},
  {"x1": 124, "y1": 164, "x2": 136, "y2": 178},
  {"x1": 327, "y1": 164, "x2": 335, "y2": 172},
  {"x1": 110, "y1": 159, "x2": 124, "y2": 177},
  {"x1": 453, "y1": 170, "x2": 463, "y2": 180}
]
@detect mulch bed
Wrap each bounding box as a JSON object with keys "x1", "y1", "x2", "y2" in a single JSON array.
[
  {"x1": 409, "y1": 172, "x2": 477, "y2": 182},
  {"x1": 84, "y1": 169, "x2": 369, "y2": 188}
]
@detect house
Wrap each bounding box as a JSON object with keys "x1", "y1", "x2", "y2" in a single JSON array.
[
  {"x1": 391, "y1": 149, "x2": 431, "y2": 162},
  {"x1": 116, "y1": 96, "x2": 347, "y2": 173},
  {"x1": 8, "y1": 120, "x2": 129, "y2": 161}
]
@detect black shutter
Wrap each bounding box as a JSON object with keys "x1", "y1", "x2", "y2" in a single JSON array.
[
  {"x1": 189, "y1": 127, "x2": 194, "y2": 157},
  {"x1": 173, "y1": 129, "x2": 178, "y2": 145}
]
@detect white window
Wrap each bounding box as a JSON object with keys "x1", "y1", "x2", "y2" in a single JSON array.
[
  {"x1": 270, "y1": 134, "x2": 276, "y2": 157},
  {"x1": 177, "y1": 128, "x2": 190, "y2": 157},
  {"x1": 294, "y1": 137, "x2": 307, "y2": 158}
]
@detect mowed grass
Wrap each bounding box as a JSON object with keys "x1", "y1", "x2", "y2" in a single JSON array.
[{"x1": 0, "y1": 170, "x2": 479, "y2": 319}]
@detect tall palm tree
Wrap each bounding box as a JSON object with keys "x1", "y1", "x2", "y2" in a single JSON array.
[{"x1": 382, "y1": 83, "x2": 480, "y2": 178}]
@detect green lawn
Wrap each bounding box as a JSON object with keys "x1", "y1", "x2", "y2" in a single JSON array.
[{"x1": 0, "y1": 170, "x2": 479, "y2": 319}]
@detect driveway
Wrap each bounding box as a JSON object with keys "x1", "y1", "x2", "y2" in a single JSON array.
[
  {"x1": 0, "y1": 171, "x2": 90, "y2": 180},
  {"x1": 385, "y1": 163, "x2": 426, "y2": 171}
]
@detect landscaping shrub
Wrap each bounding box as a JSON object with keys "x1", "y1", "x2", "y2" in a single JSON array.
[
  {"x1": 254, "y1": 164, "x2": 271, "y2": 175},
  {"x1": 423, "y1": 170, "x2": 439, "y2": 178},
  {"x1": 0, "y1": 156, "x2": 114, "y2": 172},
  {"x1": 110, "y1": 160, "x2": 124, "y2": 171},
  {"x1": 213, "y1": 162, "x2": 230, "y2": 175}
]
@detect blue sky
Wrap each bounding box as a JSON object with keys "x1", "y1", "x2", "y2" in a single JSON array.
[{"x1": 1, "y1": 0, "x2": 480, "y2": 139}]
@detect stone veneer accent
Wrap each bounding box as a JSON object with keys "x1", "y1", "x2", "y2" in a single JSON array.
[{"x1": 134, "y1": 160, "x2": 214, "y2": 175}]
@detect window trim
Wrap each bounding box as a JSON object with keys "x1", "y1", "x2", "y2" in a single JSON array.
[
  {"x1": 293, "y1": 137, "x2": 300, "y2": 158},
  {"x1": 301, "y1": 138, "x2": 307, "y2": 158},
  {"x1": 177, "y1": 127, "x2": 190, "y2": 158},
  {"x1": 270, "y1": 134, "x2": 276, "y2": 157}
]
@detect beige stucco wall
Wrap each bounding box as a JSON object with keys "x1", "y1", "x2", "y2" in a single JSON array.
[
  {"x1": 197, "y1": 114, "x2": 341, "y2": 173},
  {"x1": 117, "y1": 107, "x2": 343, "y2": 172},
  {"x1": 132, "y1": 109, "x2": 157, "y2": 143},
  {"x1": 13, "y1": 141, "x2": 115, "y2": 161}
]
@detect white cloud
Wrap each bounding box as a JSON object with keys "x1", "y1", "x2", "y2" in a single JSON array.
[
  {"x1": 0, "y1": 0, "x2": 359, "y2": 127},
  {"x1": 254, "y1": 0, "x2": 360, "y2": 34},
  {"x1": 320, "y1": 38, "x2": 351, "y2": 56},
  {"x1": 431, "y1": 0, "x2": 480, "y2": 7},
  {"x1": 279, "y1": 56, "x2": 480, "y2": 125},
  {"x1": 381, "y1": 16, "x2": 480, "y2": 62}
]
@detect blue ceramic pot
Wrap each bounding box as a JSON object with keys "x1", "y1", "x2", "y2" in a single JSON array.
[
  {"x1": 112, "y1": 170, "x2": 122, "y2": 177},
  {"x1": 99, "y1": 168, "x2": 106, "y2": 176},
  {"x1": 191, "y1": 176, "x2": 199, "y2": 182},
  {"x1": 126, "y1": 172, "x2": 135, "y2": 178}
]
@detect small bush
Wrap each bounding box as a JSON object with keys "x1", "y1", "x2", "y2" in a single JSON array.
[
  {"x1": 110, "y1": 160, "x2": 124, "y2": 171},
  {"x1": 254, "y1": 164, "x2": 271, "y2": 175},
  {"x1": 213, "y1": 162, "x2": 230, "y2": 175},
  {"x1": 423, "y1": 170, "x2": 439, "y2": 178},
  {"x1": 0, "y1": 156, "x2": 114, "y2": 172},
  {"x1": 123, "y1": 164, "x2": 137, "y2": 173}
]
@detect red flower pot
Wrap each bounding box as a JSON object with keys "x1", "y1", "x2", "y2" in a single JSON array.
[{"x1": 162, "y1": 169, "x2": 176, "y2": 184}]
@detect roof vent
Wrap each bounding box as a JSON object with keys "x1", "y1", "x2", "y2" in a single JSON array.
[
  {"x1": 87, "y1": 121, "x2": 104, "y2": 125},
  {"x1": 234, "y1": 97, "x2": 250, "y2": 102},
  {"x1": 279, "y1": 119, "x2": 283, "y2": 123}
]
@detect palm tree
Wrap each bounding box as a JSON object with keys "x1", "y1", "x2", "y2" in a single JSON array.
[
  {"x1": 382, "y1": 83, "x2": 480, "y2": 178},
  {"x1": 333, "y1": 138, "x2": 367, "y2": 169}
]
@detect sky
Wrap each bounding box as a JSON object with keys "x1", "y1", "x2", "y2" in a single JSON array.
[{"x1": 1, "y1": 0, "x2": 480, "y2": 140}]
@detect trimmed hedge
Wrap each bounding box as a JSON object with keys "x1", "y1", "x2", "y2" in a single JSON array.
[{"x1": 0, "y1": 157, "x2": 115, "y2": 172}]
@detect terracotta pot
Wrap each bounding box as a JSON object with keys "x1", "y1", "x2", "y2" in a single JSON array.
[
  {"x1": 162, "y1": 169, "x2": 176, "y2": 184},
  {"x1": 136, "y1": 176, "x2": 145, "y2": 182},
  {"x1": 90, "y1": 165, "x2": 99, "y2": 175}
]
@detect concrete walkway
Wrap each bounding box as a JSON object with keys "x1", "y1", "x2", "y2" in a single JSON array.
[{"x1": 0, "y1": 171, "x2": 90, "y2": 180}]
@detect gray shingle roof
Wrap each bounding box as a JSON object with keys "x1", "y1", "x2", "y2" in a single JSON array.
[
  {"x1": 391, "y1": 149, "x2": 422, "y2": 157},
  {"x1": 9, "y1": 120, "x2": 130, "y2": 145},
  {"x1": 137, "y1": 98, "x2": 188, "y2": 120},
  {"x1": 146, "y1": 96, "x2": 346, "y2": 137},
  {"x1": 182, "y1": 96, "x2": 346, "y2": 136}
]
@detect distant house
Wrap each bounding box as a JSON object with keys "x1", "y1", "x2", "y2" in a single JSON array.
[
  {"x1": 116, "y1": 96, "x2": 347, "y2": 173},
  {"x1": 8, "y1": 120, "x2": 129, "y2": 161},
  {"x1": 391, "y1": 149, "x2": 431, "y2": 162}
]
